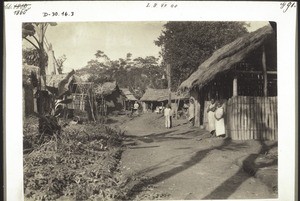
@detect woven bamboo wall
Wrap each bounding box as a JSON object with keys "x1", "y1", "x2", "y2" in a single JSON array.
[
  {"x1": 71, "y1": 94, "x2": 86, "y2": 111},
  {"x1": 202, "y1": 96, "x2": 277, "y2": 140},
  {"x1": 226, "y1": 96, "x2": 277, "y2": 140}
]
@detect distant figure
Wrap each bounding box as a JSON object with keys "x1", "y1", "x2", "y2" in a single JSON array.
[
  {"x1": 188, "y1": 98, "x2": 195, "y2": 126},
  {"x1": 207, "y1": 98, "x2": 216, "y2": 136},
  {"x1": 214, "y1": 100, "x2": 226, "y2": 138},
  {"x1": 164, "y1": 104, "x2": 172, "y2": 128},
  {"x1": 133, "y1": 101, "x2": 139, "y2": 114},
  {"x1": 183, "y1": 100, "x2": 189, "y2": 118},
  {"x1": 155, "y1": 106, "x2": 160, "y2": 114}
]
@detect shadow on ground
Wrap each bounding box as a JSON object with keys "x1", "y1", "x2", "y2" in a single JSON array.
[{"x1": 203, "y1": 140, "x2": 277, "y2": 199}]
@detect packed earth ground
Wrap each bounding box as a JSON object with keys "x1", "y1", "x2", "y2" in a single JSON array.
[{"x1": 23, "y1": 112, "x2": 277, "y2": 200}]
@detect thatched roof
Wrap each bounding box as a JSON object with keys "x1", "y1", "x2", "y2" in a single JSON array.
[
  {"x1": 140, "y1": 88, "x2": 188, "y2": 101},
  {"x1": 179, "y1": 25, "x2": 275, "y2": 92},
  {"x1": 46, "y1": 73, "x2": 83, "y2": 88},
  {"x1": 23, "y1": 64, "x2": 39, "y2": 86},
  {"x1": 120, "y1": 88, "x2": 137, "y2": 101},
  {"x1": 94, "y1": 81, "x2": 118, "y2": 95}
]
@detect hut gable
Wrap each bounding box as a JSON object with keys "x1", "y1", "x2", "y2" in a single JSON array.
[
  {"x1": 46, "y1": 73, "x2": 82, "y2": 88},
  {"x1": 179, "y1": 25, "x2": 275, "y2": 92},
  {"x1": 94, "y1": 81, "x2": 119, "y2": 96},
  {"x1": 120, "y1": 88, "x2": 137, "y2": 101}
]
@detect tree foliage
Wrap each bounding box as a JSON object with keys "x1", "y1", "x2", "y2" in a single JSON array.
[
  {"x1": 155, "y1": 21, "x2": 249, "y2": 89},
  {"x1": 56, "y1": 54, "x2": 67, "y2": 74},
  {"x1": 23, "y1": 48, "x2": 48, "y2": 67},
  {"x1": 77, "y1": 51, "x2": 167, "y2": 98},
  {"x1": 22, "y1": 22, "x2": 57, "y2": 88}
]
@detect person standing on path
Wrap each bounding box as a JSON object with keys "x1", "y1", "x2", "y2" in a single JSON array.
[
  {"x1": 133, "y1": 101, "x2": 139, "y2": 115},
  {"x1": 188, "y1": 98, "x2": 195, "y2": 127},
  {"x1": 207, "y1": 98, "x2": 216, "y2": 136},
  {"x1": 214, "y1": 100, "x2": 226, "y2": 138},
  {"x1": 164, "y1": 104, "x2": 172, "y2": 128}
]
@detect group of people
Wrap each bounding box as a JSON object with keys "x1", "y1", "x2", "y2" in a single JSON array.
[
  {"x1": 207, "y1": 98, "x2": 226, "y2": 138},
  {"x1": 168, "y1": 98, "x2": 226, "y2": 138},
  {"x1": 163, "y1": 98, "x2": 195, "y2": 129},
  {"x1": 163, "y1": 98, "x2": 226, "y2": 138}
]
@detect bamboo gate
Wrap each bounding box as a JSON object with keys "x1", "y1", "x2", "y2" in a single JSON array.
[{"x1": 203, "y1": 96, "x2": 277, "y2": 140}]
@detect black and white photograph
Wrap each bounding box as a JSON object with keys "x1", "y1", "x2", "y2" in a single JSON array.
[{"x1": 4, "y1": 1, "x2": 297, "y2": 201}]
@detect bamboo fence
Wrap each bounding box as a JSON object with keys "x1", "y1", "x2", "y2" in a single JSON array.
[
  {"x1": 203, "y1": 96, "x2": 277, "y2": 140},
  {"x1": 227, "y1": 96, "x2": 277, "y2": 140}
]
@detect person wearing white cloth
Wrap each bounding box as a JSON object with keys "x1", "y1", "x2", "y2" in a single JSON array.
[
  {"x1": 207, "y1": 98, "x2": 216, "y2": 135},
  {"x1": 164, "y1": 104, "x2": 172, "y2": 128},
  {"x1": 214, "y1": 100, "x2": 226, "y2": 138}
]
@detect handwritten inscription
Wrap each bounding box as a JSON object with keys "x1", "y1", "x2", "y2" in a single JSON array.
[
  {"x1": 5, "y1": 3, "x2": 32, "y2": 15},
  {"x1": 280, "y1": 2, "x2": 296, "y2": 13},
  {"x1": 43, "y1": 11, "x2": 75, "y2": 17},
  {"x1": 146, "y1": 2, "x2": 178, "y2": 8}
]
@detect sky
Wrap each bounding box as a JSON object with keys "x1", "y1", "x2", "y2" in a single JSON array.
[{"x1": 23, "y1": 21, "x2": 269, "y2": 73}]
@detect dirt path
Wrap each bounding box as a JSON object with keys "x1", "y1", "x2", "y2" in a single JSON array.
[{"x1": 118, "y1": 113, "x2": 277, "y2": 200}]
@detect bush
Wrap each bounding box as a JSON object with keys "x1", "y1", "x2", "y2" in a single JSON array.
[{"x1": 24, "y1": 121, "x2": 125, "y2": 200}]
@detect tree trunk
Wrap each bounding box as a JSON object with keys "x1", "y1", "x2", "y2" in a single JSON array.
[{"x1": 262, "y1": 46, "x2": 268, "y2": 96}]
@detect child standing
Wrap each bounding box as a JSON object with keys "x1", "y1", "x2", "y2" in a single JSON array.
[{"x1": 164, "y1": 104, "x2": 172, "y2": 128}]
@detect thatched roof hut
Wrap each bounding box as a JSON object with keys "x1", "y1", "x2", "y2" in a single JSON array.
[
  {"x1": 46, "y1": 73, "x2": 83, "y2": 88},
  {"x1": 120, "y1": 88, "x2": 137, "y2": 101},
  {"x1": 140, "y1": 88, "x2": 188, "y2": 102},
  {"x1": 178, "y1": 25, "x2": 274, "y2": 92},
  {"x1": 94, "y1": 81, "x2": 119, "y2": 96}
]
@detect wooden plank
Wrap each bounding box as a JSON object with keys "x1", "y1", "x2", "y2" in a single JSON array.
[
  {"x1": 234, "y1": 97, "x2": 237, "y2": 140},
  {"x1": 272, "y1": 97, "x2": 276, "y2": 140},
  {"x1": 226, "y1": 99, "x2": 229, "y2": 137},
  {"x1": 259, "y1": 97, "x2": 263, "y2": 140},
  {"x1": 263, "y1": 97, "x2": 268, "y2": 140},
  {"x1": 257, "y1": 97, "x2": 262, "y2": 140},
  {"x1": 247, "y1": 96, "x2": 251, "y2": 140},
  {"x1": 231, "y1": 98, "x2": 234, "y2": 139},
  {"x1": 267, "y1": 97, "x2": 271, "y2": 140},
  {"x1": 238, "y1": 96, "x2": 245, "y2": 140},
  {"x1": 265, "y1": 97, "x2": 269, "y2": 140},
  {"x1": 233, "y1": 77, "x2": 238, "y2": 96},
  {"x1": 250, "y1": 97, "x2": 254, "y2": 139},
  {"x1": 269, "y1": 97, "x2": 273, "y2": 140},
  {"x1": 241, "y1": 96, "x2": 245, "y2": 140},
  {"x1": 230, "y1": 99, "x2": 233, "y2": 139},
  {"x1": 255, "y1": 97, "x2": 258, "y2": 140},
  {"x1": 268, "y1": 97, "x2": 272, "y2": 140},
  {"x1": 232, "y1": 97, "x2": 236, "y2": 139},
  {"x1": 243, "y1": 96, "x2": 246, "y2": 140},
  {"x1": 246, "y1": 96, "x2": 250, "y2": 140},
  {"x1": 245, "y1": 96, "x2": 248, "y2": 140},
  {"x1": 235, "y1": 96, "x2": 241, "y2": 140}
]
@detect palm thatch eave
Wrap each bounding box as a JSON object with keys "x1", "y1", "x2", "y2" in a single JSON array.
[{"x1": 178, "y1": 25, "x2": 275, "y2": 92}]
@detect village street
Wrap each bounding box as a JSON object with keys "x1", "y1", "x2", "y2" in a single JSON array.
[{"x1": 115, "y1": 113, "x2": 277, "y2": 200}]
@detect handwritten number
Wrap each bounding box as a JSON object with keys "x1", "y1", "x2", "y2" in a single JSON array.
[{"x1": 280, "y1": 1, "x2": 296, "y2": 13}]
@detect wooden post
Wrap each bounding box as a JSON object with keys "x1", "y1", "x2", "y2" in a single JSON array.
[
  {"x1": 191, "y1": 89, "x2": 201, "y2": 127},
  {"x1": 233, "y1": 76, "x2": 238, "y2": 96},
  {"x1": 262, "y1": 46, "x2": 268, "y2": 96},
  {"x1": 167, "y1": 64, "x2": 171, "y2": 104}
]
